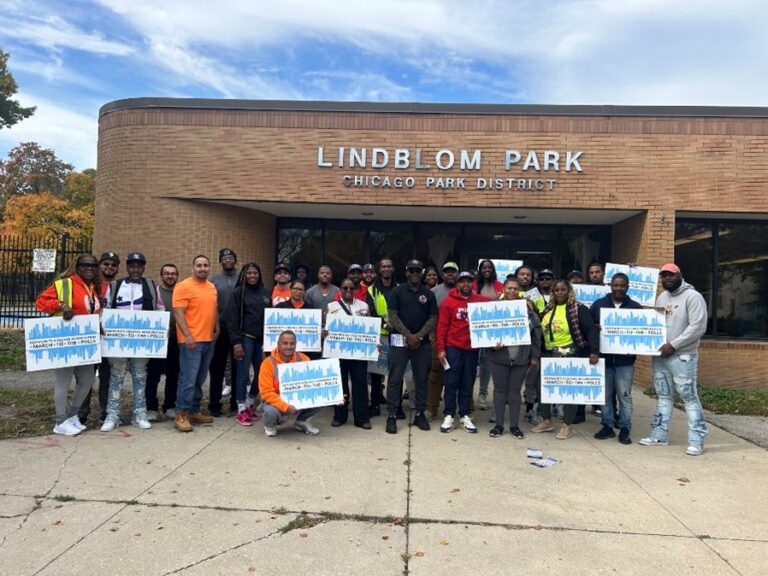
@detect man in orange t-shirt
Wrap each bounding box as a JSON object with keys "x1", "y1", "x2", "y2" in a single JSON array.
[{"x1": 172, "y1": 255, "x2": 219, "y2": 432}]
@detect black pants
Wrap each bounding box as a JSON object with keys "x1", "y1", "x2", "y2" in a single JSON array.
[
  {"x1": 334, "y1": 359, "x2": 370, "y2": 426},
  {"x1": 145, "y1": 333, "x2": 180, "y2": 412},
  {"x1": 78, "y1": 357, "x2": 111, "y2": 422},
  {"x1": 386, "y1": 342, "x2": 431, "y2": 416},
  {"x1": 208, "y1": 331, "x2": 237, "y2": 413}
]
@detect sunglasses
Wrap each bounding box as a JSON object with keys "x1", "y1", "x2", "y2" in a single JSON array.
[
  {"x1": 341, "y1": 286, "x2": 355, "y2": 291},
  {"x1": 78, "y1": 263, "x2": 98, "y2": 269}
]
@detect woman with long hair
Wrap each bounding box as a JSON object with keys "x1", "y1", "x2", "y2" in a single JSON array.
[
  {"x1": 531, "y1": 279, "x2": 599, "y2": 439},
  {"x1": 228, "y1": 263, "x2": 272, "y2": 426},
  {"x1": 472, "y1": 259, "x2": 504, "y2": 411},
  {"x1": 486, "y1": 277, "x2": 542, "y2": 439},
  {"x1": 35, "y1": 253, "x2": 102, "y2": 435}
]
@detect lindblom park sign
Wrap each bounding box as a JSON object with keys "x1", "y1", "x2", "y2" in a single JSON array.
[{"x1": 317, "y1": 146, "x2": 584, "y2": 191}]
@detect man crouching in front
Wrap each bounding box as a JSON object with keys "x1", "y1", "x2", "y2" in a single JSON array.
[{"x1": 258, "y1": 330, "x2": 320, "y2": 437}]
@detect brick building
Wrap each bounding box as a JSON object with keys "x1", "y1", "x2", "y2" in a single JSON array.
[{"x1": 96, "y1": 99, "x2": 768, "y2": 388}]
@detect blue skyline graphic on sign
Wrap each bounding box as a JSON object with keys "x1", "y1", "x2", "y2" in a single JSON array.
[{"x1": 26, "y1": 321, "x2": 100, "y2": 362}]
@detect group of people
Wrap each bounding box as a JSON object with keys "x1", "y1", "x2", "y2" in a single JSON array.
[{"x1": 36, "y1": 249, "x2": 710, "y2": 455}]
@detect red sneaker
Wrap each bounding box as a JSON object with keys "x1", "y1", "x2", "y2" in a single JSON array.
[
  {"x1": 236, "y1": 411, "x2": 253, "y2": 426},
  {"x1": 245, "y1": 406, "x2": 260, "y2": 422}
]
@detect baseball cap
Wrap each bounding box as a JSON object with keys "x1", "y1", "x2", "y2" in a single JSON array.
[
  {"x1": 660, "y1": 263, "x2": 681, "y2": 274},
  {"x1": 347, "y1": 263, "x2": 363, "y2": 273},
  {"x1": 219, "y1": 248, "x2": 237, "y2": 261},
  {"x1": 538, "y1": 268, "x2": 555, "y2": 278},
  {"x1": 406, "y1": 259, "x2": 424, "y2": 270},
  {"x1": 274, "y1": 262, "x2": 291, "y2": 273},
  {"x1": 126, "y1": 252, "x2": 146, "y2": 263},
  {"x1": 566, "y1": 269, "x2": 584, "y2": 280},
  {"x1": 99, "y1": 251, "x2": 120, "y2": 264},
  {"x1": 362, "y1": 263, "x2": 375, "y2": 271},
  {"x1": 442, "y1": 261, "x2": 459, "y2": 271},
  {"x1": 457, "y1": 271, "x2": 474, "y2": 281}
]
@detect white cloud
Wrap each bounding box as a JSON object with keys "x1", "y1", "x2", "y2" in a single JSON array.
[
  {"x1": 0, "y1": 93, "x2": 98, "y2": 170},
  {"x1": 0, "y1": 13, "x2": 134, "y2": 56}
]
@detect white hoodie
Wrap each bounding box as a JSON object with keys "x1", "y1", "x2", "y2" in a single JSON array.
[{"x1": 655, "y1": 280, "x2": 708, "y2": 355}]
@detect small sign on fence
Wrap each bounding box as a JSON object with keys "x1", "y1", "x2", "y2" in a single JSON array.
[{"x1": 32, "y1": 249, "x2": 57, "y2": 273}]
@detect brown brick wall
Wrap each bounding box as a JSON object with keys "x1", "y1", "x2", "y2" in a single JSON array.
[{"x1": 96, "y1": 104, "x2": 768, "y2": 389}]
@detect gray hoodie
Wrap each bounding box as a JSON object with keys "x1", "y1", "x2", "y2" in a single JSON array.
[{"x1": 655, "y1": 280, "x2": 708, "y2": 355}]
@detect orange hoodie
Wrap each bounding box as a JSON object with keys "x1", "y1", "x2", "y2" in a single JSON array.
[{"x1": 258, "y1": 347, "x2": 310, "y2": 413}]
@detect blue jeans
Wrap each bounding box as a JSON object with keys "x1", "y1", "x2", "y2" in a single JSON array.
[
  {"x1": 106, "y1": 358, "x2": 149, "y2": 419},
  {"x1": 176, "y1": 342, "x2": 215, "y2": 413},
  {"x1": 443, "y1": 347, "x2": 479, "y2": 417},
  {"x1": 649, "y1": 354, "x2": 708, "y2": 447},
  {"x1": 235, "y1": 336, "x2": 263, "y2": 403},
  {"x1": 601, "y1": 364, "x2": 634, "y2": 430}
]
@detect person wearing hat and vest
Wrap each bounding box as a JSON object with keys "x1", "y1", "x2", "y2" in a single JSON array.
[
  {"x1": 271, "y1": 262, "x2": 292, "y2": 306},
  {"x1": 640, "y1": 263, "x2": 708, "y2": 456},
  {"x1": 384, "y1": 259, "x2": 437, "y2": 434},
  {"x1": 435, "y1": 271, "x2": 492, "y2": 433},
  {"x1": 100, "y1": 251, "x2": 164, "y2": 432},
  {"x1": 77, "y1": 250, "x2": 120, "y2": 425},
  {"x1": 35, "y1": 253, "x2": 102, "y2": 435},
  {"x1": 368, "y1": 257, "x2": 397, "y2": 416},
  {"x1": 258, "y1": 330, "x2": 320, "y2": 437},
  {"x1": 537, "y1": 268, "x2": 555, "y2": 305},
  {"x1": 208, "y1": 248, "x2": 239, "y2": 416}
]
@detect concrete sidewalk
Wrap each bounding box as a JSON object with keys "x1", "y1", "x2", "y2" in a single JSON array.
[{"x1": 0, "y1": 391, "x2": 766, "y2": 576}]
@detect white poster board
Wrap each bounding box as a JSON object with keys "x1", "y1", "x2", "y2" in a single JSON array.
[
  {"x1": 263, "y1": 308, "x2": 322, "y2": 352},
  {"x1": 604, "y1": 263, "x2": 660, "y2": 307},
  {"x1": 572, "y1": 283, "x2": 611, "y2": 307},
  {"x1": 323, "y1": 315, "x2": 381, "y2": 361},
  {"x1": 599, "y1": 308, "x2": 666, "y2": 356},
  {"x1": 277, "y1": 358, "x2": 344, "y2": 409},
  {"x1": 541, "y1": 357, "x2": 605, "y2": 405},
  {"x1": 467, "y1": 299, "x2": 531, "y2": 348},
  {"x1": 24, "y1": 315, "x2": 101, "y2": 371},
  {"x1": 101, "y1": 309, "x2": 170, "y2": 358}
]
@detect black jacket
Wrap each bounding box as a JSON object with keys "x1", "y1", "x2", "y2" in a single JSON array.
[
  {"x1": 589, "y1": 294, "x2": 643, "y2": 367},
  {"x1": 226, "y1": 284, "x2": 271, "y2": 344}
]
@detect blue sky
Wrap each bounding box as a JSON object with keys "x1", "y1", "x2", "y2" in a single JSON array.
[{"x1": 1, "y1": 0, "x2": 767, "y2": 170}]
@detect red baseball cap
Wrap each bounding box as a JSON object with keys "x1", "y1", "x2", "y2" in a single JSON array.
[{"x1": 659, "y1": 263, "x2": 681, "y2": 274}]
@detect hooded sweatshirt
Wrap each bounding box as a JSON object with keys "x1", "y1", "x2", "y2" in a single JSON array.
[
  {"x1": 258, "y1": 347, "x2": 310, "y2": 413},
  {"x1": 655, "y1": 280, "x2": 707, "y2": 355},
  {"x1": 435, "y1": 288, "x2": 491, "y2": 352}
]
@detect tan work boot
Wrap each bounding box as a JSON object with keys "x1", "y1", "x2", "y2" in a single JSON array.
[
  {"x1": 188, "y1": 412, "x2": 214, "y2": 424},
  {"x1": 555, "y1": 423, "x2": 573, "y2": 439},
  {"x1": 175, "y1": 410, "x2": 193, "y2": 433},
  {"x1": 531, "y1": 419, "x2": 554, "y2": 433}
]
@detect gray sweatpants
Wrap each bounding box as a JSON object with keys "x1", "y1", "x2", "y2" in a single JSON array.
[
  {"x1": 262, "y1": 403, "x2": 319, "y2": 426},
  {"x1": 488, "y1": 362, "x2": 529, "y2": 428},
  {"x1": 53, "y1": 365, "x2": 95, "y2": 425}
]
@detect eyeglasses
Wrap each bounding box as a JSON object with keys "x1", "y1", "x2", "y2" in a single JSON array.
[{"x1": 406, "y1": 268, "x2": 422, "y2": 273}]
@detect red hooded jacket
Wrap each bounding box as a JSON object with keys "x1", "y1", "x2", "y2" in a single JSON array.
[{"x1": 436, "y1": 288, "x2": 491, "y2": 352}]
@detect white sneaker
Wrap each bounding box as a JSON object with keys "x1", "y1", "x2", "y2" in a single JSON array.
[
  {"x1": 686, "y1": 445, "x2": 704, "y2": 456},
  {"x1": 222, "y1": 384, "x2": 231, "y2": 397},
  {"x1": 53, "y1": 420, "x2": 81, "y2": 436},
  {"x1": 146, "y1": 410, "x2": 158, "y2": 422},
  {"x1": 460, "y1": 415, "x2": 477, "y2": 433},
  {"x1": 66, "y1": 416, "x2": 86, "y2": 431},
  {"x1": 164, "y1": 408, "x2": 176, "y2": 418},
  {"x1": 100, "y1": 417, "x2": 119, "y2": 432},
  {"x1": 132, "y1": 418, "x2": 152, "y2": 430},
  {"x1": 264, "y1": 425, "x2": 277, "y2": 437},
  {"x1": 639, "y1": 437, "x2": 668, "y2": 446},
  {"x1": 440, "y1": 415, "x2": 454, "y2": 433},
  {"x1": 294, "y1": 419, "x2": 320, "y2": 435}
]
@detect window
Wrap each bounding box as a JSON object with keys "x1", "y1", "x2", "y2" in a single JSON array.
[{"x1": 675, "y1": 219, "x2": 768, "y2": 339}]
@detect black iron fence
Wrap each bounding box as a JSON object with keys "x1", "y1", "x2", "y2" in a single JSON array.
[{"x1": 0, "y1": 234, "x2": 92, "y2": 329}]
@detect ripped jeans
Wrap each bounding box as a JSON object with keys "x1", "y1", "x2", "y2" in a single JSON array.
[{"x1": 649, "y1": 353, "x2": 708, "y2": 447}]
